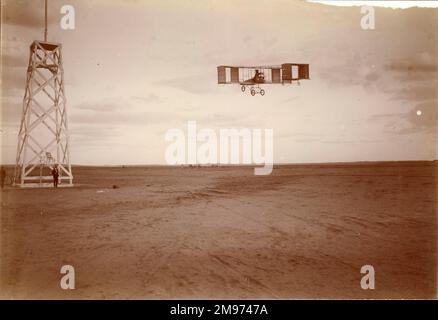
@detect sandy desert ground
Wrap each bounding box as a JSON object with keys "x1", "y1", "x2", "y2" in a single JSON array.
[{"x1": 0, "y1": 161, "x2": 436, "y2": 299}]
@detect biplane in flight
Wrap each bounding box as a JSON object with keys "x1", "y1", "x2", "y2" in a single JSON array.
[{"x1": 217, "y1": 63, "x2": 310, "y2": 96}]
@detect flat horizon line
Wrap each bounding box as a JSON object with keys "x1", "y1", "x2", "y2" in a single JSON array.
[{"x1": 2, "y1": 159, "x2": 437, "y2": 168}]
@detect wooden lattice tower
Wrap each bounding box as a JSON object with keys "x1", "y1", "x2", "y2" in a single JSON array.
[{"x1": 13, "y1": 40, "x2": 73, "y2": 187}]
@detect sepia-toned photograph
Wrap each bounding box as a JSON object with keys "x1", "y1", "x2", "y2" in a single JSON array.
[{"x1": 0, "y1": 0, "x2": 437, "y2": 303}]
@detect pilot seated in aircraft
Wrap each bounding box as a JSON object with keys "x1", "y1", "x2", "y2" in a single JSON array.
[{"x1": 252, "y1": 70, "x2": 265, "y2": 83}]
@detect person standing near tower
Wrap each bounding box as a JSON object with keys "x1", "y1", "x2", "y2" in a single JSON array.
[
  {"x1": 52, "y1": 165, "x2": 59, "y2": 188},
  {"x1": 1, "y1": 167, "x2": 6, "y2": 189}
]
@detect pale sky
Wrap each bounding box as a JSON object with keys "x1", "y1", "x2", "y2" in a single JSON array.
[
  {"x1": 1, "y1": 0, "x2": 437, "y2": 165},
  {"x1": 308, "y1": 1, "x2": 438, "y2": 9}
]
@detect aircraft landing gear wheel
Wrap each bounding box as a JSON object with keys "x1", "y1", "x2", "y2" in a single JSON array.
[
  {"x1": 260, "y1": 89, "x2": 265, "y2": 96},
  {"x1": 241, "y1": 85, "x2": 246, "y2": 92},
  {"x1": 250, "y1": 89, "x2": 256, "y2": 96}
]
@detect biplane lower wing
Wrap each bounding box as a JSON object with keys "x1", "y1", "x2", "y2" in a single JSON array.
[{"x1": 240, "y1": 79, "x2": 265, "y2": 85}]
